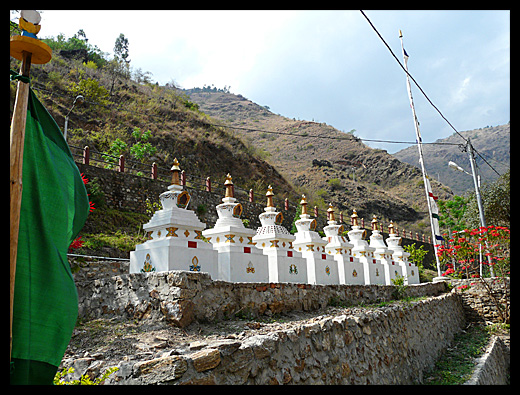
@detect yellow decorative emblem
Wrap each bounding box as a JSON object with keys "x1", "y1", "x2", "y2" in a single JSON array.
[
  {"x1": 166, "y1": 227, "x2": 178, "y2": 237},
  {"x1": 190, "y1": 256, "x2": 200, "y2": 272},
  {"x1": 141, "y1": 253, "x2": 155, "y2": 273}
]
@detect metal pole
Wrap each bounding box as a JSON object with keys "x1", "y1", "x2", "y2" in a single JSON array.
[
  {"x1": 467, "y1": 138, "x2": 494, "y2": 276},
  {"x1": 467, "y1": 138, "x2": 486, "y2": 228}
]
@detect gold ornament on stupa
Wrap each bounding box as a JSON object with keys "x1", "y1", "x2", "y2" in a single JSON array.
[
  {"x1": 351, "y1": 209, "x2": 359, "y2": 227},
  {"x1": 170, "y1": 158, "x2": 181, "y2": 185},
  {"x1": 300, "y1": 194, "x2": 308, "y2": 216},
  {"x1": 371, "y1": 215, "x2": 379, "y2": 231},
  {"x1": 266, "y1": 185, "x2": 274, "y2": 208},
  {"x1": 224, "y1": 173, "x2": 234, "y2": 198}
]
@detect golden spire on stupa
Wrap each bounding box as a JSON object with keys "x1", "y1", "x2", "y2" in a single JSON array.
[
  {"x1": 351, "y1": 209, "x2": 359, "y2": 227},
  {"x1": 170, "y1": 158, "x2": 181, "y2": 185},
  {"x1": 327, "y1": 203, "x2": 335, "y2": 222},
  {"x1": 266, "y1": 185, "x2": 274, "y2": 208},
  {"x1": 371, "y1": 215, "x2": 379, "y2": 231},
  {"x1": 300, "y1": 194, "x2": 308, "y2": 216},
  {"x1": 388, "y1": 221, "x2": 397, "y2": 235},
  {"x1": 224, "y1": 173, "x2": 234, "y2": 198}
]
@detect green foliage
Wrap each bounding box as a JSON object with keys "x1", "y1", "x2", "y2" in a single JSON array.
[
  {"x1": 438, "y1": 195, "x2": 468, "y2": 232},
  {"x1": 391, "y1": 275, "x2": 408, "y2": 299},
  {"x1": 145, "y1": 198, "x2": 162, "y2": 219},
  {"x1": 42, "y1": 30, "x2": 108, "y2": 68},
  {"x1": 403, "y1": 243, "x2": 427, "y2": 269},
  {"x1": 290, "y1": 204, "x2": 302, "y2": 234},
  {"x1": 463, "y1": 169, "x2": 510, "y2": 228},
  {"x1": 54, "y1": 366, "x2": 119, "y2": 385},
  {"x1": 423, "y1": 324, "x2": 490, "y2": 385},
  {"x1": 68, "y1": 75, "x2": 109, "y2": 105},
  {"x1": 114, "y1": 33, "x2": 130, "y2": 64},
  {"x1": 102, "y1": 138, "x2": 127, "y2": 169},
  {"x1": 327, "y1": 178, "x2": 342, "y2": 191},
  {"x1": 130, "y1": 128, "x2": 157, "y2": 161}
]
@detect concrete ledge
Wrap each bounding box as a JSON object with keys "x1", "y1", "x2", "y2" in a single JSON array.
[{"x1": 464, "y1": 335, "x2": 510, "y2": 385}]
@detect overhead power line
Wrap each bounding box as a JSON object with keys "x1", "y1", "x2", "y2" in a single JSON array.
[
  {"x1": 359, "y1": 10, "x2": 504, "y2": 177},
  {"x1": 28, "y1": 82, "x2": 460, "y2": 148}
]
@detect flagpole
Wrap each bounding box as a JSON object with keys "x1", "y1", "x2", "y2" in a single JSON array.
[
  {"x1": 10, "y1": 10, "x2": 52, "y2": 361},
  {"x1": 398, "y1": 30, "x2": 443, "y2": 277}
]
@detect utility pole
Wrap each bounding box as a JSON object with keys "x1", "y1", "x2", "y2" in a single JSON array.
[{"x1": 467, "y1": 138, "x2": 486, "y2": 228}]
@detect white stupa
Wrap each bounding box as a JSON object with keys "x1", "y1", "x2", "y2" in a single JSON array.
[
  {"x1": 252, "y1": 186, "x2": 308, "y2": 284},
  {"x1": 129, "y1": 158, "x2": 218, "y2": 278},
  {"x1": 202, "y1": 174, "x2": 269, "y2": 282},
  {"x1": 322, "y1": 204, "x2": 365, "y2": 285},
  {"x1": 347, "y1": 210, "x2": 386, "y2": 285},
  {"x1": 293, "y1": 197, "x2": 339, "y2": 285},
  {"x1": 385, "y1": 221, "x2": 420, "y2": 284},
  {"x1": 369, "y1": 215, "x2": 402, "y2": 285}
]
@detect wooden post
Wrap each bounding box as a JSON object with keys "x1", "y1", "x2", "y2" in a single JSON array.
[
  {"x1": 10, "y1": 51, "x2": 32, "y2": 361},
  {"x1": 118, "y1": 154, "x2": 125, "y2": 173},
  {"x1": 10, "y1": 11, "x2": 53, "y2": 361},
  {"x1": 206, "y1": 176, "x2": 211, "y2": 192},
  {"x1": 83, "y1": 145, "x2": 90, "y2": 165},
  {"x1": 249, "y1": 188, "x2": 254, "y2": 203},
  {"x1": 151, "y1": 162, "x2": 157, "y2": 180}
]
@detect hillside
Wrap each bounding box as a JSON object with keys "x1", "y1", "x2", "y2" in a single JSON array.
[
  {"x1": 9, "y1": 52, "x2": 300, "y2": 207},
  {"x1": 185, "y1": 88, "x2": 454, "y2": 233},
  {"x1": 393, "y1": 123, "x2": 510, "y2": 196}
]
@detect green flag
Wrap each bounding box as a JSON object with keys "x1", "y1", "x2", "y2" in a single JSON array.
[{"x1": 10, "y1": 88, "x2": 90, "y2": 385}]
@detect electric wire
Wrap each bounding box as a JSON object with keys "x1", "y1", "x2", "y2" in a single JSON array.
[
  {"x1": 27, "y1": 82, "x2": 462, "y2": 148},
  {"x1": 359, "y1": 10, "x2": 505, "y2": 178}
]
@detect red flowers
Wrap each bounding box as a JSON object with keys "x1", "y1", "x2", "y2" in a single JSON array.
[
  {"x1": 69, "y1": 174, "x2": 95, "y2": 251},
  {"x1": 437, "y1": 225, "x2": 510, "y2": 279}
]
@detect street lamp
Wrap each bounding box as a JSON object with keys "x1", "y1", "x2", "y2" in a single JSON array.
[
  {"x1": 448, "y1": 139, "x2": 493, "y2": 276},
  {"x1": 63, "y1": 95, "x2": 84, "y2": 142}
]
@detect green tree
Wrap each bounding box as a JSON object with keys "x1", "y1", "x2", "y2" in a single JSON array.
[
  {"x1": 114, "y1": 33, "x2": 130, "y2": 64},
  {"x1": 438, "y1": 195, "x2": 468, "y2": 233},
  {"x1": 130, "y1": 128, "x2": 157, "y2": 161},
  {"x1": 463, "y1": 169, "x2": 510, "y2": 228},
  {"x1": 68, "y1": 75, "x2": 109, "y2": 105}
]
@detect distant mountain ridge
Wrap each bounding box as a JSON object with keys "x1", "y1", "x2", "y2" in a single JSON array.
[
  {"x1": 393, "y1": 123, "x2": 510, "y2": 195},
  {"x1": 185, "y1": 88, "x2": 454, "y2": 234}
]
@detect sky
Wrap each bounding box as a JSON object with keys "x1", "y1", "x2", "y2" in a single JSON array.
[{"x1": 20, "y1": 10, "x2": 510, "y2": 153}]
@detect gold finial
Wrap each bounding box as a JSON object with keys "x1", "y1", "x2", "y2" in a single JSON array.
[
  {"x1": 388, "y1": 221, "x2": 396, "y2": 235},
  {"x1": 399, "y1": 29, "x2": 403, "y2": 38},
  {"x1": 300, "y1": 194, "x2": 308, "y2": 215},
  {"x1": 351, "y1": 209, "x2": 359, "y2": 227},
  {"x1": 327, "y1": 204, "x2": 335, "y2": 222},
  {"x1": 266, "y1": 185, "x2": 274, "y2": 208},
  {"x1": 224, "y1": 173, "x2": 234, "y2": 198},
  {"x1": 170, "y1": 158, "x2": 181, "y2": 185},
  {"x1": 371, "y1": 215, "x2": 378, "y2": 231}
]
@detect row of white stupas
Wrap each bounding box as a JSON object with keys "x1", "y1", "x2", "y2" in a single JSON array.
[{"x1": 130, "y1": 159, "x2": 420, "y2": 285}]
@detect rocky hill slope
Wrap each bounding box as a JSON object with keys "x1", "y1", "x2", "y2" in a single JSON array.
[
  {"x1": 186, "y1": 88, "x2": 453, "y2": 232},
  {"x1": 393, "y1": 123, "x2": 510, "y2": 196},
  {"x1": 9, "y1": 53, "x2": 301, "y2": 207}
]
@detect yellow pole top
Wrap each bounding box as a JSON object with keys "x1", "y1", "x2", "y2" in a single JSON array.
[{"x1": 10, "y1": 11, "x2": 52, "y2": 65}]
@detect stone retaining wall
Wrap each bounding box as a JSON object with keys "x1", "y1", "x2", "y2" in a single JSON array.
[
  {"x1": 449, "y1": 278, "x2": 510, "y2": 324},
  {"x1": 76, "y1": 271, "x2": 448, "y2": 327},
  {"x1": 104, "y1": 291, "x2": 464, "y2": 384}
]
